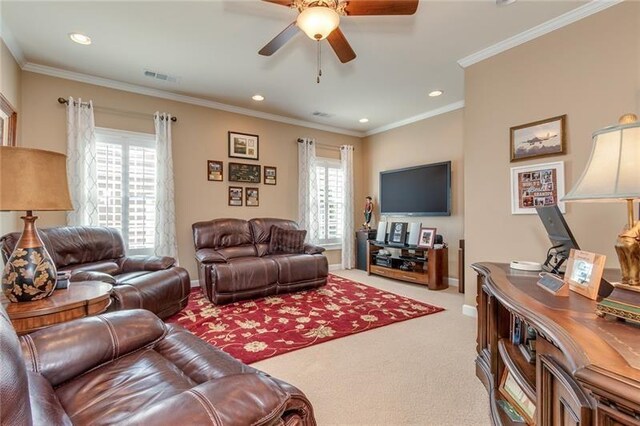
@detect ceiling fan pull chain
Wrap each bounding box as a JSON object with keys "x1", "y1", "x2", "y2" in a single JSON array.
[{"x1": 317, "y1": 40, "x2": 322, "y2": 84}]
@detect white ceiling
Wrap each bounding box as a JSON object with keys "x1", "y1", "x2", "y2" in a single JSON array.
[{"x1": 2, "y1": 0, "x2": 593, "y2": 134}]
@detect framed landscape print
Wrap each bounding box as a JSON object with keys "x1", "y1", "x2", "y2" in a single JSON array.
[
  {"x1": 510, "y1": 115, "x2": 566, "y2": 162},
  {"x1": 229, "y1": 162, "x2": 261, "y2": 184},
  {"x1": 228, "y1": 186, "x2": 243, "y2": 206},
  {"x1": 264, "y1": 166, "x2": 277, "y2": 185},
  {"x1": 228, "y1": 131, "x2": 259, "y2": 160},
  {"x1": 207, "y1": 160, "x2": 223, "y2": 181},
  {"x1": 510, "y1": 161, "x2": 565, "y2": 215},
  {"x1": 0, "y1": 93, "x2": 17, "y2": 147},
  {"x1": 246, "y1": 187, "x2": 259, "y2": 207}
]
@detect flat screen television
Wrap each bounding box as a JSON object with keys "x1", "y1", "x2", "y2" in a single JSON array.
[{"x1": 380, "y1": 161, "x2": 451, "y2": 216}]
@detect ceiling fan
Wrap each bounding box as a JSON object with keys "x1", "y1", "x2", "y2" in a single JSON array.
[{"x1": 258, "y1": 0, "x2": 419, "y2": 64}]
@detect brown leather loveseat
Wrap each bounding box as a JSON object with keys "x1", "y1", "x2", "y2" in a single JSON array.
[
  {"x1": 193, "y1": 218, "x2": 328, "y2": 304},
  {"x1": 1, "y1": 226, "x2": 190, "y2": 319},
  {"x1": 0, "y1": 303, "x2": 317, "y2": 425}
]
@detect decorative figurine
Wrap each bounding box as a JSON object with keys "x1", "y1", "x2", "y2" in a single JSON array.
[{"x1": 363, "y1": 196, "x2": 374, "y2": 230}]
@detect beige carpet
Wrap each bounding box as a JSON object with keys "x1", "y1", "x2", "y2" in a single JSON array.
[{"x1": 253, "y1": 270, "x2": 491, "y2": 426}]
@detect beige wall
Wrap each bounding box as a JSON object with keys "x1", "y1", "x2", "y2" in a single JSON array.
[
  {"x1": 19, "y1": 72, "x2": 363, "y2": 276},
  {"x1": 0, "y1": 39, "x2": 21, "y2": 242},
  {"x1": 363, "y1": 109, "x2": 464, "y2": 278},
  {"x1": 463, "y1": 3, "x2": 640, "y2": 307}
]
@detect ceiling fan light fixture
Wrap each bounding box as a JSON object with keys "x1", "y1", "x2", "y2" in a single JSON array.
[{"x1": 296, "y1": 6, "x2": 340, "y2": 40}]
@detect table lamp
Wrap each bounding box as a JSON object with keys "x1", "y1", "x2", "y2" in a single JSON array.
[
  {"x1": 562, "y1": 113, "x2": 640, "y2": 323},
  {"x1": 0, "y1": 147, "x2": 73, "y2": 302}
]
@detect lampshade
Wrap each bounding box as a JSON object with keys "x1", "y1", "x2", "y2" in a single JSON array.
[
  {"x1": 562, "y1": 120, "x2": 640, "y2": 202},
  {"x1": 296, "y1": 6, "x2": 340, "y2": 40},
  {"x1": 0, "y1": 147, "x2": 73, "y2": 212}
]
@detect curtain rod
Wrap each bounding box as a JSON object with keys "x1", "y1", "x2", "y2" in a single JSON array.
[
  {"x1": 57, "y1": 97, "x2": 178, "y2": 122},
  {"x1": 297, "y1": 138, "x2": 354, "y2": 151}
]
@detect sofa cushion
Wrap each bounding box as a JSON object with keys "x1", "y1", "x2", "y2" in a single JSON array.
[
  {"x1": 268, "y1": 226, "x2": 306, "y2": 254},
  {"x1": 268, "y1": 254, "x2": 329, "y2": 285},
  {"x1": 212, "y1": 257, "x2": 278, "y2": 293},
  {"x1": 249, "y1": 218, "x2": 298, "y2": 256},
  {"x1": 60, "y1": 260, "x2": 120, "y2": 276},
  {"x1": 192, "y1": 218, "x2": 252, "y2": 251}
]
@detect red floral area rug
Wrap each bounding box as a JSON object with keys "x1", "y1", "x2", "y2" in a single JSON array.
[{"x1": 166, "y1": 274, "x2": 444, "y2": 364}]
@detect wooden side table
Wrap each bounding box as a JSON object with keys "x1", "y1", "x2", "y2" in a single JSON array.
[{"x1": 1, "y1": 281, "x2": 113, "y2": 335}]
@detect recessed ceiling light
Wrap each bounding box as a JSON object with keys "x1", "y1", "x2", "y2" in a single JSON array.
[
  {"x1": 496, "y1": 0, "x2": 517, "y2": 6},
  {"x1": 359, "y1": 118, "x2": 369, "y2": 123},
  {"x1": 69, "y1": 33, "x2": 92, "y2": 45},
  {"x1": 252, "y1": 94, "x2": 265, "y2": 101},
  {"x1": 428, "y1": 90, "x2": 444, "y2": 97}
]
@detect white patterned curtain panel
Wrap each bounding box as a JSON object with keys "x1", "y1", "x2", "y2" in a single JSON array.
[
  {"x1": 154, "y1": 112, "x2": 178, "y2": 259},
  {"x1": 341, "y1": 145, "x2": 355, "y2": 269},
  {"x1": 66, "y1": 97, "x2": 99, "y2": 226},
  {"x1": 298, "y1": 138, "x2": 319, "y2": 244}
]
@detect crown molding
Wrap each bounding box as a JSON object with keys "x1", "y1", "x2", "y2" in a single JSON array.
[
  {"x1": 22, "y1": 62, "x2": 366, "y2": 138},
  {"x1": 0, "y1": 20, "x2": 26, "y2": 67},
  {"x1": 364, "y1": 101, "x2": 465, "y2": 137},
  {"x1": 457, "y1": 0, "x2": 623, "y2": 68}
]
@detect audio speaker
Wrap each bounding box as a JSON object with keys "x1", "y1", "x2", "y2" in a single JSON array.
[
  {"x1": 406, "y1": 222, "x2": 422, "y2": 246},
  {"x1": 375, "y1": 222, "x2": 387, "y2": 242}
]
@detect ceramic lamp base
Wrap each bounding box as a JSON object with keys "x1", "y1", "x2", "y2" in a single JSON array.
[{"x1": 1, "y1": 213, "x2": 57, "y2": 302}]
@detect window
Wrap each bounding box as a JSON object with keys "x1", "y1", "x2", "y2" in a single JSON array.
[
  {"x1": 316, "y1": 158, "x2": 344, "y2": 246},
  {"x1": 95, "y1": 128, "x2": 156, "y2": 254}
]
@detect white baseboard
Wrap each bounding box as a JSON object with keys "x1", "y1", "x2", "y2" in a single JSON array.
[
  {"x1": 462, "y1": 304, "x2": 477, "y2": 318},
  {"x1": 190, "y1": 279, "x2": 199, "y2": 288},
  {"x1": 329, "y1": 264, "x2": 343, "y2": 271},
  {"x1": 446, "y1": 277, "x2": 459, "y2": 287}
]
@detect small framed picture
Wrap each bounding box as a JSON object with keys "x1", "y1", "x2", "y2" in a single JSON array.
[
  {"x1": 564, "y1": 249, "x2": 606, "y2": 300},
  {"x1": 207, "y1": 160, "x2": 223, "y2": 182},
  {"x1": 388, "y1": 222, "x2": 408, "y2": 245},
  {"x1": 499, "y1": 369, "x2": 536, "y2": 424},
  {"x1": 0, "y1": 93, "x2": 17, "y2": 147},
  {"x1": 510, "y1": 115, "x2": 566, "y2": 162},
  {"x1": 417, "y1": 227, "x2": 437, "y2": 249},
  {"x1": 246, "y1": 187, "x2": 259, "y2": 207},
  {"x1": 228, "y1": 131, "x2": 259, "y2": 161},
  {"x1": 264, "y1": 166, "x2": 277, "y2": 185},
  {"x1": 510, "y1": 161, "x2": 565, "y2": 215},
  {"x1": 228, "y1": 186, "x2": 243, "y2": 207}
]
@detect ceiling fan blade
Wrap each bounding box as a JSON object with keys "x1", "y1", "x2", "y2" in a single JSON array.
[
  {"x1": 259, "y1": 22, "x2": 300, "y2": 56},
  {"x1": 344, "y1": 0, "x2": 419, "y2": 15},
  {"x1": 261, "y1": 0, "x2": 293, "y2": 6},
  {"x1": 327, "y1": 28, "x2": 356, "y2": 63}
]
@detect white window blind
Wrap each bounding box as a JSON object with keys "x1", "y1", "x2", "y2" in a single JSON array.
[
  {"x1": 316, "y1": 159, "x2": 344, "y2": 246},
  {"x1": 95, "y1": 128, "x2": 156, "y2": 255}
]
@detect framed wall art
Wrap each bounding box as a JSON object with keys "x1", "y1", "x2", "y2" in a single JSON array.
[
  {"x1": 510, "y1": 115, "x2": 566, "y2": 162},
  {"x1": 228, "y1": 131, "x2": 259, "y2": 160},
  {"x1": 564, "y1": 249, "x2": 606, "y2": 300},
  {"x1": 246, "y1": 187, "x2": 259, "y2": 207},
  {"x1": 229, "y1": 162, "x2": 261, "y2": 184},
  {"x1": 417, "y1": 227, "x2": 437, "y2": 249},
  {"x1": 207, "y1": 160, "x2": 223, "y2": 182},
  {"x1": 0, "y1": 93, "x2": 17, "y2": 147},
  {"x1": 264, "y1": 166, "x2": 277, "y2": 185},
  {"x1": 510, "y1": 161, "x2": 565, "y2": 215},
  {"x1": 228, "y1": 186, "x2": 243, "y2": 206}
]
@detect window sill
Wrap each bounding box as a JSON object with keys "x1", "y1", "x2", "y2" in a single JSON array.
[{"x1": 318, "y1": 243, "x2": 342, "y2": 251}]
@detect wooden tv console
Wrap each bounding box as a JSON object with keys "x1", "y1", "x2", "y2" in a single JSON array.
[
  {"x1": 473, "y1": 263, "x2": 640, "y2": 426},
  {"x1": 366, "y1": 240, "x2": 448, "y2": 290}
]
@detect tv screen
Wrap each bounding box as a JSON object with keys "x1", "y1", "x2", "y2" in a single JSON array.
[{"x1": 380, "y1": 161, "x2": 451, "y2": 216}]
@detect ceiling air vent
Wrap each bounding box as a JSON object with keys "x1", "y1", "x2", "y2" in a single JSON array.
[
  {"x1": 312, "y1": 111, "x2": 333, "y2": 118},
  {"x1": 143, "y1": 69, "x2": 179, "y2": 83}
]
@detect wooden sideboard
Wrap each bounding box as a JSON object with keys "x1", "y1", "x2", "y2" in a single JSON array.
[{"x1": 473, "y1": 263, "x2": 640, "y2": 426}]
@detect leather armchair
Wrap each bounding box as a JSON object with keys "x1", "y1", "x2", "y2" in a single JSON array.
[
  {"x1": 1, "y1": 226, "x2": 190, "y2": 319},
  {"x1": 0, "y1": 303, "x2": 316, "y2": 425}
]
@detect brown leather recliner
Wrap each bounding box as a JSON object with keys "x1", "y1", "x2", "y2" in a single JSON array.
[
  {"x1": 1, "y1": 226, "x2": 190, "y2": 319},
  {"x1": 0, "y1": 303, "x2": 316, "y2": 425},
  {"x1": 193, "y1": 218, "x2": 328, "y2": 305}
]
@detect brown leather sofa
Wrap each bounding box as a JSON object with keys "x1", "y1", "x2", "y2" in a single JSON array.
[
  {"x1": 1, "y1": 226, "x2": 190, "y2": 319},
  {"x1": 193, "y1": 218, "x2": 328, "y2": 304},
  {"x1": 0, "y1": 303, "x2": 316, "y2": 425}
]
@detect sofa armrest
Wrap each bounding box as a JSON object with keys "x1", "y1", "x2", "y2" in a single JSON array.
[
  {"x1": 119, "y1": 255, "x2": 175, "y2": 272},
  {"x1": 304, "y1": 244, "x2": 325, "y2": 255},
  {"x1": 69, "y1": 270, "x2": 117, "y2": 285},
  {"x1": 20, "y1": 309, "x2": 166, "y2": 387},
  {"x1": 195, "y1": 248, "x2": 227, "y2": 264},
  {"x1": 121, "y1": 374, "x2": 315, "y2": 426}
]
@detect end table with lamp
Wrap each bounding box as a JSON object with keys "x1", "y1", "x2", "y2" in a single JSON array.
[
  {"x1": 562, "y1": 113, "x2": 640, "y2": 323},
  {"x1": 0, "y1": 147, "x2": 73, "y2": 302}
]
